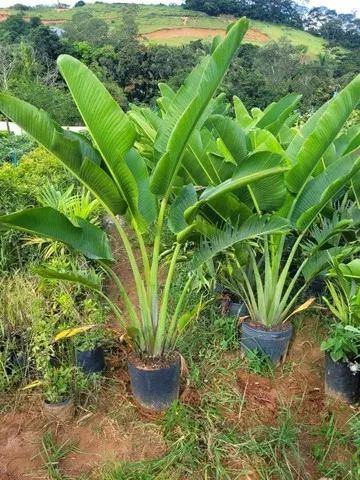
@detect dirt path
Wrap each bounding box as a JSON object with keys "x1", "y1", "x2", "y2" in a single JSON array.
[{"x1": 181, "y1": 16, "x2": 189, "y2": 26}]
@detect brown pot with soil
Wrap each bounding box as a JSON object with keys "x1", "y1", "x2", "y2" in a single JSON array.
[
  {"x1": 128, "y1": 352, "x2": 181, "y2": 412},
  {"x1": 43, "y1": 397, "x2": 75, "y2": 422}
]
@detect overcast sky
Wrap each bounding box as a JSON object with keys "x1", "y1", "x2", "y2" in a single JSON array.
[{"x1": 0, "y1": 0, "x2": 358, "y2": 16}]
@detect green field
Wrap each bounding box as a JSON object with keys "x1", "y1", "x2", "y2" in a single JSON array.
[{"x1": 1, "y1": 3, "x2": 328, "y2": 56}]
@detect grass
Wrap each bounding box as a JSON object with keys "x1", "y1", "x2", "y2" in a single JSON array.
[
  {"x1": 1, "y1": 3, "x2": 329, "y2": 56},
  {"x1": 86, "y1": 304, "x2": 356, "y2": 480},
  {"x1": 1, "y1": 265, "x2": 356, "y2": 478},
  {"x1": 41, "y1": 431, "x2": 78, "y2": 480}
]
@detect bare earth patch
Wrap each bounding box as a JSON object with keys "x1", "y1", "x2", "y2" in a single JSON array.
[
  {"x1": 143, "y1": 27, "x2": 269, "y2": 43},
  {"x1": 0, "y1": 373, "x2": 166, "y2": 479}
]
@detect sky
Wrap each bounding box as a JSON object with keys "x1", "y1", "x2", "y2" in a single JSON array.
[{"x1": 0, "y1": 0, "x2": 358, "y2": 16}]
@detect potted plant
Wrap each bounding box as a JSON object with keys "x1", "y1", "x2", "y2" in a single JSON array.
[
  {"x1": 178, "y1": 79, "x2": 360, "y2": 364},
  {"x1": 74, "y1": 328, "x2": 107, "y2": 374},
  {"x1": 321, "y1": 259, "x2": 360, "y2": 403},
  {"x1": 26, "y1": 366, "x2": 75, "y2": 421},
  {"x1": 73, "y1": 297, "x2": 109, "y2": 374},
  {"x1": 1, "y1": 19, "x2": 360, "y2": 408},
  {"x1": 215, "y1": 235, "x2": 315, "y2": 364}
]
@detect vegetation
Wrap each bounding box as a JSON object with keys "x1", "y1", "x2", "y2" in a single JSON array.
[
  {"x1": 0, "y1": 3, "x2": 359, "y2": 479},
  {"x1": 321, "y1": 259, "x2": 360, "y2": 362},
  {"x1": 0, "y1": 3, "x2": 358, "y2": 123},
  {"x1": 186, "y1": 0, "x2": 360, "y2": 48}
]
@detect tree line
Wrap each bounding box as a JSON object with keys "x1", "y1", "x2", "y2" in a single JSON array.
[{"x1": 184, "y1": 0, "x2": 360, "y2": 48}]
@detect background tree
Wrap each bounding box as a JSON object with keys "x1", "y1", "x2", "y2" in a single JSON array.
[{"x1": 64, "y1": 11, "x2": 108, "y2": 47}]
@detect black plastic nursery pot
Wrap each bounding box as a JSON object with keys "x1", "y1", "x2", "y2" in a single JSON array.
[
  {"x1": 325, "y1": 352, "x2": 360, "y2": 404},
  {"x1": 75, "y1": 347, "x2": 105, "y2": 374},
  {"x1": 308, "y1": 275, "x2": 326, "y2": 298},
  {"x1": 229, "y1": 301, "x2": 248, "y2": 318},
  {"x1": 128, "y1": 352, "x2": 181, "y2": 412},
  {"x1": 43, "y1": 397, "x2": 75, "y2": 422},
  {"x1": 240, "y1": 320, "x2": 293, "y2": 364}
]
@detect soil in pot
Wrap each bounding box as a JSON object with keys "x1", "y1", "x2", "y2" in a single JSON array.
[
  {"x1": 128, "y1": 352, "x2": 181, "y2": 412},
  {"x1": 75, "y1": 347, "x2": 105, "y2": 374},
  {"x1": 324, "y1": 352, "x2": 360, "y2": 404},
  {"x1": 240, "y1": 320, "x2": 293, "y2": 364},
  {"x1": 43, "y1": 397, "x2": 75, "y2": 423}
]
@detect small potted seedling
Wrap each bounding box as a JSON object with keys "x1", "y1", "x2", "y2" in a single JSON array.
[
  {"x1": 74, "y1": 298, "x2": 108, "y2": 374},
  {"x1": 321, "y1": 260, "x2": 360, "y2": 404},
  {"x1": 74, "y1": 328, "x2": 107, "y2": 374},
  {"x1": 54, "y1": 323, "x2": 107, "y2": 374},
  {"x1": 25, "y1": 366, "x2": 75, "y2": 422}
]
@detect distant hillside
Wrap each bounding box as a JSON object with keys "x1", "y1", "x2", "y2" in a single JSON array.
[{"x1": 0, "y1": 3, "x2": 327, "y2": 56}]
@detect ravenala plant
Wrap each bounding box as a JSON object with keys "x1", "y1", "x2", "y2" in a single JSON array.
[
  {"x1": 173, "y1": 79, "x2": 360, "y2": 327},
  {"x1": 321, "y1": 259, "x2": 360, "y2": 362},
  {"x1": 0, "y1": 19, "x2": 285, "y2": 357}
]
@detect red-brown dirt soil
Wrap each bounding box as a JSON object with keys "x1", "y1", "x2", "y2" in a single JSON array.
[
  {"x1": 0, "y1": 318, "x2": 356, "y2": 479},
  {"x1": 0, "y1": 14, "x2": 64, "y2": 25},
  {"x1": 143, "y1": 27, "x2": 269, "y2": 43},
  {"x1": 0, "y1": 356, "x2": 167, "y2": 480},
  {"x1": 230, "y1": 319, "x2": 358, "y2": 478}
]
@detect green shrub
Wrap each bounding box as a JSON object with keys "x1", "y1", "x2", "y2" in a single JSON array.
[
  {"x1": 0, "y1": 146, "x2": 71, "y2": 212},
  {"x1": 0, "y1": 134, "x2": 35, "y2": 165},
  {"x1": 0, "y1": 147, "x2": 74, "y2": 271}
]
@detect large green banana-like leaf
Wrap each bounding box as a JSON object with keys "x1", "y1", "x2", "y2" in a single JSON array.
[
  {"x1": 182, "y1": 129, "x2": 235, "y2": 186},
  {"x1": 191, "y1": 215, "x2": 290, "y2": 268},
  {"x1": 290, "y1": 150, "x2": 360, "y2": 231},
  {"x1": 125, "y1": 149, "x2": 157, "y2": 226},
  {"x1": 352, "y1": 171, "x2": 360, "y2": 206},
  {"x1": 0, "y1": 207, "x2": 113, "y2": 262},
  {"x1": 150, "y1": 18, "x2": 249, "y2": 196},
  {"x1": 207, "y1": 115, "x2": 247, "y2": 165},
  {"x1": 302, "y1": 246, "x2": 357, "y2": 282},
  {"x1": 249, "y1": 129, "x2": 287, "y2": 156},
  {"x1": 286, "y1": 74, "x2": 360, "y2": 194},
  {"x1": 185, "y1": 152, "x2": 288, "y2": 222},
  {"x1": 335, "y1": 125, "x2": 360, "y2": 156},
  {"x1": 57, "y1": 55, "x2": 145, "y2": 230},
  {"x1": 32, "y1": 266, "x2": 102, "y2": 290},
  {"x1": 168, "y1": 184, "x2": 198, "y2": 234},
  {"x1": 0, "y1": 94, "x2": 125, "y2": 215},
  {"x1": 337, "y1": 259, "x2": 360, "y2": 278},
  {"x1": 233, "y1": 96, "x2": 253, "y2": 129},
  {"x1": 255, "y1": 94, "x2": 301, "y2": 136}
]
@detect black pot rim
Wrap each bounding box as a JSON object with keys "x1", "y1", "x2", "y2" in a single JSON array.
[
  {"x1": 75, "y1": 346, "x2": 103, "y2": 354},
  {"x1": 242, "y1": 319, "x2": 293, "y2": 333},
  {"x1": 325, "y1": 350, "x2": 360, "y2": 367},
  {"x1": 43, "y1": 396, "x2": 73, "y2": 407},
  {"x1": 128, "y1": 351, "x2": 180, "y2": 372}
]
